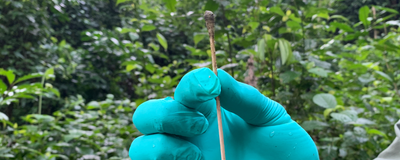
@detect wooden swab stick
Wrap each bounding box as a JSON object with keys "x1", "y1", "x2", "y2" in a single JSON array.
[{"x1": 204, "y1": 10, "x2": 226, "y2": 160}]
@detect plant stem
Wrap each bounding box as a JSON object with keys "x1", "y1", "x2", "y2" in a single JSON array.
[
  {"x1": 221, "y1": 5, "x2": 234, "y2": 77},
  {"x1": 38, "y1": 76, "x2": 45, "y2": 115}
]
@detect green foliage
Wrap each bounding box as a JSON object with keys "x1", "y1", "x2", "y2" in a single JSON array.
[
  {"x1": 1, "y1": 0, "x2": 400, "y2": 159},
  {"x1": 0, "y1": 95, "x2": 135, "y2": 159}
]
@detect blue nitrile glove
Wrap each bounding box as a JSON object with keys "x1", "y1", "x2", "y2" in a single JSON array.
[{"x1": 129, "y1": 68, "x2": 319, "y2": 160}]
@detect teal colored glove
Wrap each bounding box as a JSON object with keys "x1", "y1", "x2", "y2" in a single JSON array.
[{"x1": 129, "y1": 68, "x2": 319, "y2": 160}]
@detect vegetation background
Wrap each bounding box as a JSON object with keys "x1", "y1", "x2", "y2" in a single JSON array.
[{"x1": 1, "y1": 0, "x2": 400, "y2": 159}]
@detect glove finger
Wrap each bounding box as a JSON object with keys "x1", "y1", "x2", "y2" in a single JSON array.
[
  {"x1": 217, "y1": 69, "x2": 291, "y2": 126},
  {"x1": 129, "y1": 134, "x2": 203, "y2": 160},
  {"x1": 174, "y1": 68, "x2": 220, "y2": 116},
  {"x1": 133, "y1": 97, "x2": 209, "y2": 137}
]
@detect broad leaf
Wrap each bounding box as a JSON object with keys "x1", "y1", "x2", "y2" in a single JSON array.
[
  {"x1": 194, "y1": 33, "x2": 206, "y2": 46},
  {"x1": 142, "y1": 25, "x2": 156, "y2": 32},
  {"x1": 248, "y1": 22, "x2": 260, "y2": 31},
  {"x1": 145, "y1": 64, "x2": 156, "y2": 73},
  {"x1": 375, "y1": 71, "x2": 392, "y2": 82},
  {"x1": 0, "y1": 79, "x2": 6, "y2": 93},
  {"x1": 256, "y1": 39, "x2": 266, "y2": 60},
  {"x1": 278, "y1": 39, "x2": 292, "y2": 65},
  {"x1": 116, "y1": 0, "x2": 128, "y2": 5},
  {"x1": 0, "y1": 112, "x2": 8, "y2": 121},
  {"x1": 29, "y1": 114, "x2": 55, "y2": 122},
  {"x1": 50, "y1": 88, "x2": 60, "y2": 97},
  {"x1": 44, "y1": 68, "x2": 54, "y2": 80},
  {"x1": 15, "y1": 73, "x2": 42, "y2": 84},
  {"x1": 367, "y1": 129, "x2": 387, "y2": 138},
  {"x1": 280, "y1": 71, "x2": 301, "y2": 83},
  {"x1": 270, "y1": 6, "x2": 285, "y2": 16},
  {"x1": 308, "y1": 67, "x2": 328, "y2": 77},
  {"x1": 331, "y1": 15, "x2": 350, "y2": 22},
  {"x1": 286, "y1": 21, "x2": 301, "y2": 30},
  {"x1": 0, "y1": 69, "x2": 16, "y2": 84},
  {"x1": 374, "y1": 6, "x2": 399, "y2": 14},
  {"x1": 301, "y1": 121, "x2": 328, "y2": 131},
  {"x1": 331, "y1": 113, "x2": 353, "y2": 123},
  {"x1": 162, "y1": 0, "x2": 177, "y2": 12},
  {"x1": 358, "y1": 73, "x2": 375, "y2": 83},
  {"x1": 126, "y1": 64, "x2": 135, "y2": 72},
  {"x1": 313, "y1": 93, "x2": 337, "y2": 108},
  {"x1": 156, "y1": 33, "x2": 168, "y2": 51},
  {"x1": 330, "y1": 22, "x2": 354, "y2": 32},
  {"x1": 204, "y1": 0, "x2": 218, "y2": 12},
  {"x1": 359, "y1": 6, "x2": 370, "y2": 27}
]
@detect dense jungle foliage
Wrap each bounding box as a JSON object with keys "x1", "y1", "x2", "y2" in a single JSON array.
[{"x1": 1, "y1": 0, "x2": 400, "y2": 159}]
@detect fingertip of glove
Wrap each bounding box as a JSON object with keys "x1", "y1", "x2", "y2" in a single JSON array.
[
  {"x1": 193, "y1": 68, "x2": 221, "y2": 97},
  {"x1": 175, "y1": 68, "x2": 221, "y2": 106}
]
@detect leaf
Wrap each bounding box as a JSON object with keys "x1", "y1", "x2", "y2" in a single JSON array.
[
  {"x1": 317, "y1": 12, "x2": 329, "y2": 19},
  {"x1": 374, "y1": 6, "x2": 399, "y2": 14},
  {"x1": 308, "y1": 68, "x2": 328, "y2": 77},
  {"x1": 256, "y1": 39, "x2": 266, "y2": 60},
  {"x1": 110, "y1": 38, "x2": 119, "y2": 45},
  {"x1": 141, "y1": 25, "x2": 156, "y2": 32},
  {"x1": 87, "y1": 101, "x2": 100, "y2": 110},
  {"x1": 15, "y1": 73, "x2": 42, "y2": 84},
  {"x1": 289, "y1": 14, "x2": 301, "y2": 23},
  {"x1": 220, "y1": 63, "x2": 239, "y2": 70},
  {"x1": 50, "y1": 88, "x2": 60, "y2": 97},
  {"x1": 278, "y1": 39, "x2": 292, "y2": 65},
  {"x1": 280, "y1": 71, "x2": 301, "y2": 83},
  {"x1": 386, "y1": 20, "x2": 400, "y2": 26},
  {"x1": 341, "y1": 110, "x2": 358, "y2": 122},
  {"x1": 116, "y1": 0, "x2": 128, "y2": 6},
  {"x1": 367, "y1": 129, "x2": 388, "y2": 138},
  {"x1": 156, "y1": 33, "x2": 168, "y2": 51},
  {"x1": 330, "y1": 15, "x2": 349, "y2": 22},
  {"x1": 0, "y1": 69, "x2": 15, "y2": 84},
  {"x1": 162, "y1": 0, "x2": 177, "y2": 12},
  {"x1": 194, "y1": 33, "x2": 206, "y2": 46},
  {"x1": 0, "y1": 154, "x2": 14, "y2": 158},
  {"x1": 313, "y1": 93, "x2": 337, "y2": 108},
  {"x1": 204, "y1": 0, "x2": 219, "y2": 12},
  {"x1": 129, "y1": 32, "x2": 139, "y2": 41},
  {"x1": 126, "y1": 64, "x2": 135, "y2": 72},
  {"x1": 331, "y1": 113, "x2": 353, "y2": 123},
  {"x1": 355, "y1": 118, "x2": 375, "y2": 125},
  {"x1": 359, "y1": 6, "x2": 370, "y2": 27},
  {"x1": 270, "y1": 6, "x2": 285, "y2": 16},
  {"x1": 375, "y1": 71, "x2": 392, "y2": 82},
  {"x1": 163, "y1": 76, "x2": 171, "y2": 84},
  {"x1": 301, "y1": 121, "x2": 328, "y2": 131},
  {"x1": 330, "y1": 22, "x2": 354, "y2": 32},
  {"x1": 286, "y1": 21, "x2": 301, "y2": 30},
  {"x1": 145, "y1": 64, "x2": 156, "y2": 73},
  {"x1": 0, "y1": 112, "x2": 9, "y2": 121},
  {"x1": 358, "y1": 73, "x2": 375, "y2": 83},
  {"x1": 44, "y1": 68, "x2": 54, "y2": 80},
  {"x1": 248, "y1": 22, "x2": 260, "y2": 31},
  {"x1": 30, "y1": 114, "x2": 55, "y2": 122},
  {"x1": 0, "y1": 79, "x2": 6, "y2": 93}
]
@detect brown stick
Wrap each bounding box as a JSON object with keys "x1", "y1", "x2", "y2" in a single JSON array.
[{"x1": 204, "y1": 11, "x2": 226, "y2": 160}]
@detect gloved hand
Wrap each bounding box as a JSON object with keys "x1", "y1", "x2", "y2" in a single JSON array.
[{"x1": 129, "y1": 68, "x2": 319, "y2": 160}]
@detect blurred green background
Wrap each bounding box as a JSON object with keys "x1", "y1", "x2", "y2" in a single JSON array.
[{"x1": 1, "y1": 0, "x2": 400, "y2": 159}]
